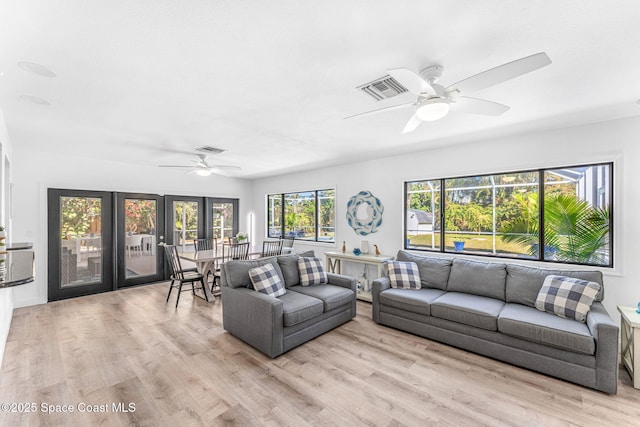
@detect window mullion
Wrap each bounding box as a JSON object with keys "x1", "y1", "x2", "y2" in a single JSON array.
[{"x1": 538, "y1": 170, "x2": 545, "y2": 261}]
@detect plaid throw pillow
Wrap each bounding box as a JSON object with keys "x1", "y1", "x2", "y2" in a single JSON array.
[
  {"x1": 387, "y1": 261, "x2": 421, "y2": 289},
  {"x1": 298, "y1": 257, "x2": 327, "y2": 286},
  {"x1": 535, "y1": 275, "x2": 600, "y2": 322},
  {"x1": 248, "y1": 263, "x2": 286, "y2": 297}
]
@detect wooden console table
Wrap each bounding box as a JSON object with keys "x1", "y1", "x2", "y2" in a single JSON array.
[
  {"x1": 618, "y1": 305, "x2": 640, "y2": 389},
  {"x1": 324, "y1": 251, "x2": 393, "y2": 302}
]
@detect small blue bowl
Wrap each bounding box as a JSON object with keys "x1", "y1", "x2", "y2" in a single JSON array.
[{"x1": 352, "y1": 248, "x2": 362, "y2": 256}]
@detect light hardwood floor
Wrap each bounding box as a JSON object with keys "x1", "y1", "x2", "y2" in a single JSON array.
[{"x1": 1, "y1": 283, "x2": 639, "y2": 426}]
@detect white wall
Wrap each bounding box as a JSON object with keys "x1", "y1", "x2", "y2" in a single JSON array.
[
  {"x1": 10, "y1": 148, "x2": 253, "y2": 308},
  {"x1": 0, "y1": 108, "x2": 14, "y2": 369},
  {"x1": 251, "y1": 115, "x2": 640, "y2": 319}
]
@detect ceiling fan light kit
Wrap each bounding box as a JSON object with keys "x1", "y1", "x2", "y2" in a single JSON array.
[
  {"x1": 416, "y1": 98, "x2": 450, "y2": 121},
  {"x1": 348, "y1": 52, "x2": 552, "y2": 133},
  {"x1": 195, "y1": 168, "x2": 212, "y2": 176}
]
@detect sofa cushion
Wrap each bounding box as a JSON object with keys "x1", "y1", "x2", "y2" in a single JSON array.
[
  {"x1": 223, "y1": 257, "x2": 284, "y2": 289},
  {"x1": 498, "y1": 303, "x2": 595, "y2": 355},
  {"x1": 506, "y1": 264, "x2": 604, "y2": 307},
  {"x1": 431, "y1": 292, "x2": 505, "y2": 331},
  {"x1": 387, "y1": 261, "x2": 421, "y2": 289},
  {"x1": 289, "y1": 285, "x2": 353, "y2": 312},
  {"x1": 298, "y1": 256, "x2": 328, "y2": 286},
  {"x1": 278, "y1": 291, "x2": 324, "y2": 327},
  {"x1": 396, "y1": 250, "x2": 452, "y2": 290},
  {"x1": 446, "y1": 258, "x2": 507, "y2": 300},
  {"x1": 277, "y1": 250, "x2": 315, "y2": 288},
  {"x1": 535, "y1": 275, "x2": 600, "y2": 323},
  {"x1": 249, "y1": 263, "x2": 286, "y2": 297},
  {"x1": 379, "y1": 288, "x2": 446, "y2": 316}
]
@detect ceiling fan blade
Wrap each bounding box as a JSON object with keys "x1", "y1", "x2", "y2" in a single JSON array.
[
  {"x1": 402, "y1": 113, "x2": 422, "y2": 134},
  {"x1": 446, "y1": 52, "x2": 551, "y2": 94},
  {"x1": 451, "y1": 97, "x2": 510, "y2": 116},
  {"x1": 387, "y1": 68, "x2": 436, "y2": 96},
  {"x1": 344, "y1": 102, "x2": 414, "y2": 119},
  {"x1": 210, "y1": 165, "x2": 241, "y2": 170}
]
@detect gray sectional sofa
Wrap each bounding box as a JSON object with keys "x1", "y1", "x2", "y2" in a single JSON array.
[
  {"x1": 220, "y1": 251, "x2": 357, "y2": 358},
  {"x1": 372, "y1": 250, "x2": 619, "y2": 393}
]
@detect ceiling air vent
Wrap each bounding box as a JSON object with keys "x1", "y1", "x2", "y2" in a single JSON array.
[
  {"x1": 196, "y1": 146, "x2": 226, "y2": 155},
  {"x1": 357, "y1": 75, "x2": 408, "y2": 101}
]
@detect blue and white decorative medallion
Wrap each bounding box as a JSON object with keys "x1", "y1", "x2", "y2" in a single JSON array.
[{"x1": 346, "y1": 190, "x2": 384, "y2": 236}]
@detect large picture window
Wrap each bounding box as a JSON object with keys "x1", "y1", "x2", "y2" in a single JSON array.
[
  {"x1": 268, "y1": 189, "x2": 335, "y2": 242},
  {"x1": 405, "y1": 163, "x2": 612, "y2": 267}
]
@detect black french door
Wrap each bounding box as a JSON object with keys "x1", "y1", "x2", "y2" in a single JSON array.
[
  {"x1": 48, "y1": 189, "x2": 239, "y2": 301},
  {"x1": 115, "y1": 193, "x2": 166, "y2": 288},
  {"x1": 48, "y1": 189, "x2": 114, "y2": 301}
]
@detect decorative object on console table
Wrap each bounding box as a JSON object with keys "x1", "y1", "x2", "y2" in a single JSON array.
[
  {"x1": 361, "y1": 240, "x2": 369, "y2": 254},
  {"x1": 342, "y1": 241, "x2": 346, "y2": 253},
  {"x1": 352, "y1": 248, "x2": 361, "y2": 256},
  {"x1": 324, "y1": 251, "x2": 393, "y2": 302},
  {"x1": 346, "y1": 190, "x2": 384, "y2": 236},
  {"x1": 374, "y1": 244, "x2": 381, "y2": 256},
  {"x1": 236, "y1": 232, "x2": 248, "y2": 243}
]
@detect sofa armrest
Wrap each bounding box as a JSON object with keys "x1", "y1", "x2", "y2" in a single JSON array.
[
  {"x1": 327, "y1": 272, "x2": 357, "y2": 292},
  {"x1": 221, "y1": 285, "x2": 285, "y2": 358},
  {"x1": 586, "y1": 302, "x2": 619, "y2": 393},
  {"x1": 371, "y1": 276, "x2": 391, "y2": 323}
]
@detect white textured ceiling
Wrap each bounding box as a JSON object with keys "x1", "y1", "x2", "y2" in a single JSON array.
[{"x1": 1, "y1": 1, "x2": 640, "y2": 178}]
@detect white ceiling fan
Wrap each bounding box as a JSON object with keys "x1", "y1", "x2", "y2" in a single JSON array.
[
  {"x1": 158, "y1": 154, "x2": 241, "y2": 176},
  {"x1": 347, "y1": 52, "x2": 552, "y2": 133}
]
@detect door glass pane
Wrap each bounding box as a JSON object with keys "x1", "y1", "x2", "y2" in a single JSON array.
[
  {"x1": 59, "y1": 196, "x2": 102, "y2": 287},
  {"x1": 173, "y1": 201, "x2": 198, "y2": 251},
  {"x1": 212, "y1": 202, "x2": 235, "y2": 240},
  {"x1": 125, "y1": 199, "x2": 157, "y2": 278}
]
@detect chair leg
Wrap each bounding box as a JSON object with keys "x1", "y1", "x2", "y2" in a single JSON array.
[
  {"x1": 191, "y1": 281, "x2": 196, "y2": 295},
  {"x1": 166, "y1": 279, "x2": 175, "y2": 303},
  {"x1": 201, "y1": 278, "x2": 209, "y2": 302},
  {"x1": 175, "y1": 282, "x2": 183, "y2": 307}
]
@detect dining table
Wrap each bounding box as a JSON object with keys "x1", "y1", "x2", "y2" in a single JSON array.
[{"x1": 178, "y1": 245, "x2": 262, "y2": 300}]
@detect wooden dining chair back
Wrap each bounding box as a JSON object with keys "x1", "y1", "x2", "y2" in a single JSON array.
[
  {"x1": 281, "y1": 236, "x2": 295, "y2": 254},
  {"x1": 221, "y1": 241, "x2": 250, "y2": 262},
  {"x1": 193, "y1": 238, "x2": 216, "y2": 252},
  {"x1": 163, "y1": 244, "x2": 208, "y2": 307},
  {"x1": 261, "y1": 240, "x2": 283, "y2": 257},
  {"x1": 213, "y1": 242, "x2": 250, "y2": 293}
]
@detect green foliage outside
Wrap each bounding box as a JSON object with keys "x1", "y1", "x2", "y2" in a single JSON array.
[{"x1": 60, "y1": 197, "x2": 101, "y2": 239}]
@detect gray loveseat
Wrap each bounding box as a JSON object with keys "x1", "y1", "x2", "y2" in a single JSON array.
[
  {"x1": 372, "y1": 250, "x2": 619, "y2": 393},
  {"x1": 220, "y1": 251, "x2": 357, "y2": 358}
]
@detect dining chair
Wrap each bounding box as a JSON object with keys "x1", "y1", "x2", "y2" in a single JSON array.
[
  {"x1": 212, "y1": 242, "x2": 250, "y2": 293},
  {"x1": 163, "y1": 244, "x2": 208, "y2": 307},
  {"x1": 194, "y1": 238, "x2": 218, "y2": 283},
  {"x1": 194, "y1": 238, "x2": 216, "y2": 252},
  {"x1": 261, "y1": 239, "x2": 283, "y2": 257},
  {"x1": 281, "y1": 236, "x2": 295, "y2": 254}
]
